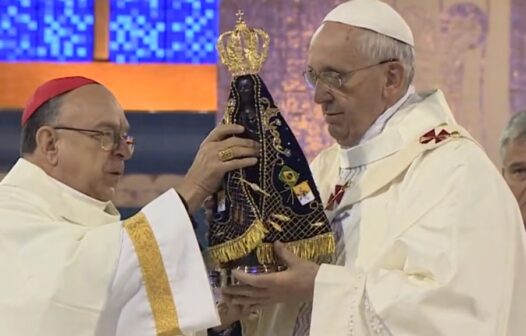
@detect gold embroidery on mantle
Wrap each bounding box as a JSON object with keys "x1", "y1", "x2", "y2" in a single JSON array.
[
  {"x1": 124, "y1": 212, "x2": 181, "y2": 336},
  {"x1": 260, "y1": 97, "x2": 291, "y2": 157}
]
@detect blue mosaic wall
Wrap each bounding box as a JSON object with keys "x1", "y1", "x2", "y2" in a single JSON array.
[
  {"x1": 0, "y1": 0, "x2": 94, "y2": 61},
  {"x1": 109, "y1": 0, "x2": 218, "y2": 63},
  {"x1": 0, "y1": 0, "x2": 219, "y2": 63}
]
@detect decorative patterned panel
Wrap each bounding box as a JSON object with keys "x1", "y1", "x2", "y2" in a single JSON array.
[
  {"x1": 0, "y1": 0, "x2": 94, "y2": 61},
  {"x1": 109, "y1": 0, "x2": 218, "y2": 63}
]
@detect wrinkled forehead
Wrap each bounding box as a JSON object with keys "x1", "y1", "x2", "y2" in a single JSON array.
[
  {"x1": 307, "y1": 23, "x2": 364, "y2": 69},
  {"x1": 58, "y1": 84, "x2": 128, "y2": 129}
]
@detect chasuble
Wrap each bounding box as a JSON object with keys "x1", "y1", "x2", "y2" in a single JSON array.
[{"x1": 0, "y1": 159, "x2": 219, "y2": 336}]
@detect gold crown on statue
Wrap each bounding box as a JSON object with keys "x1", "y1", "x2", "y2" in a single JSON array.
[{"x1": 217, "y1": 10, "x2": 270, "y2": 76}]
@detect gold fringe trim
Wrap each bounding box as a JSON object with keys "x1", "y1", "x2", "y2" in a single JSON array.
[
  {"x1": 209, "y1": 219, "x2": 268, "y2": 263},
  {"x1": 255, "y1": 233, "x2": 336, "y2": 265}
]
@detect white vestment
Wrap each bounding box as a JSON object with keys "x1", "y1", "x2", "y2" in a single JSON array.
[
  {"x1": 242, "y1": 90, "x2": 526, "y2": 335},
  {"x1": 309, "y1": 90, "x2": 526, "y2": 335},
  {"x1": 0, "y1": 159, "x2": 220, "y2": 336}
]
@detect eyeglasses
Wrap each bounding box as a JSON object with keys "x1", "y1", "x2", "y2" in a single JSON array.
[
  {"x1": 303, "y1": 58, "x2": 398, "y2": 90},
  {"x1": 53, "y1": 126, "x2": 135, "y2": 156}
]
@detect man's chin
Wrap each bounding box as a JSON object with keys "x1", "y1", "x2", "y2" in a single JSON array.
[
  {"x1": 330, "y1": 131, "x2": 357, "y2": 148},
  {"x1": 106, "y1": 186, "x2": 117, "y2": 201},
  {"x1": 95, "y1": 186, "x2": 116, "y2": 203},
  {"x1": 327, "y1": 127, "x2": 344, "y2": 142}
]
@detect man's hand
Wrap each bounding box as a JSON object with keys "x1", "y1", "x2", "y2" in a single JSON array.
[
  {"x1": 178, "y1": 124, "x2": 259, "y2": 213},
  {"x1": 222, "y1": 242, "x2": 320, "y2": 306},
  {"x1": 214, "y1": 295, "x2": 259, "y2": 331}
]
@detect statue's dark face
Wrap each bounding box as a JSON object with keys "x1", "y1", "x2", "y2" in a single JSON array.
[
  {"x1": 236, "y1": 76, "x2": 259, "y2": 139},
  {"x1": 237, "y1": 77, "x2": 255, "y2": 101}
]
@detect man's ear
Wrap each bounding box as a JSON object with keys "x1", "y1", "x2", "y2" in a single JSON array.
[
  {"x1": 35, "y1": 126, "x2": 59, "y2": 166},
  {"x1": 383, "y1": 61, "x2": 405, "y2": 98}
]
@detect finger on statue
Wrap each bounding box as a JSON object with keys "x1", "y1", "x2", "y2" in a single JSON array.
[
  {"x1": 220, "y1": 135, "x2": 260, "y2": 150},
  {"x1": 221, "y1": 157, "x2": 258, "y2": 172},
  {"x1": 218, "y1": 145, "x2": 260, "y2": 161},
  {"x1": 206, "y1": 124, "x2": 245, "y2": 142}
]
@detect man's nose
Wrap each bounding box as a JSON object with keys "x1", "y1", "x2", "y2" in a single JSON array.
[
  {"x1": 313, "y1": 81, "x2": 332, "y2": 105},
  {"x1": 113, "y1": 138, "x2": 133, "y2": 160}
]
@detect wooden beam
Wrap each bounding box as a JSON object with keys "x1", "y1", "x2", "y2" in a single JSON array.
[{"x1": 93, "y1": 0, "x2": 110, "y2": 61}]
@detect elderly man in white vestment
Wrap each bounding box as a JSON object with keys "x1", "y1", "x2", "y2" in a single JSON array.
[
  {"x1": 501, "y1": 109, "x2": 526, "y2": 229},
  {"x1": 221, "y1": 0, "x2": 526, "y2": 335},
  {"x1": 0, "y1": 76, "x2": 259, "y2": 335}
]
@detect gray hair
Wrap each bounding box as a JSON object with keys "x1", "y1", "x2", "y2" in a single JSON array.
[
  {"x1": 500, "y1": 110, "x2": 526, "y2": 161},
  {"x1": 356, "y1": 28, "x2": 416, "y2": 86},
  {"x1": 20, "y1": 95, "x2": 63, "y2": 154}
]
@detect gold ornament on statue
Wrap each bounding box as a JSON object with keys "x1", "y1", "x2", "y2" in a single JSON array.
[
  {"x1": 216, "y1": 10, "x2": 270, "y2": 77},
  {"x1": 209, "y1": 12, "x2": 334, "y2": 287}
]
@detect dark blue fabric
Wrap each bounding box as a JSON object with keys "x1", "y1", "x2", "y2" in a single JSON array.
[{"x1": 209, "y1": 75, "x2": 330, "y2": 265}]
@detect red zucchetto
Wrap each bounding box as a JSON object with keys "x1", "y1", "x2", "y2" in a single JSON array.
[{"x1": 22, "y1": 76, "x2": 99, "y2": 125}]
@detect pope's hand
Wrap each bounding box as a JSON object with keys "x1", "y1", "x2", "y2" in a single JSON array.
[
  {"x1": 179, "y1": 124, "x2": 259, "y2": 213},
  {"x1": 214, "y1": 296, "x2": 259, "y2": 331},
  {"x1": 222, "y1": 242, "x2": 320, "y2": 305}
]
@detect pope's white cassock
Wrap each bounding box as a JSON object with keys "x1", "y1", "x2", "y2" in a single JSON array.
[
  {"x1": 240, "y1": 0, "x2": 526, "y2": 334},
  {"x1": 0, "y1": 159, "x2": 220, "y2": 335},
  {"x1": 242, "y1": 88, "x2": 526, "y2": 336}
]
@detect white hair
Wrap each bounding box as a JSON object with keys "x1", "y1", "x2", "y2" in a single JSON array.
[
  {"x1": 356, "y1": 28, "x2": 416, "y2": 86},
  {"x1": 309, "y1": 24, "x2": 416, "y2": 86},
  {"x1": 500, "y1": 110, "x2": 526, "y2": 161}
]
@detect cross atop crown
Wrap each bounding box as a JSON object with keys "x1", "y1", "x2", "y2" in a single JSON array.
[{"x1": 235, "y1": 10, "x2": 244, "y2": 22}]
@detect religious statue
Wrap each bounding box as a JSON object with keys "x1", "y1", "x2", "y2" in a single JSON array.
[{"x1": 208, "y1": 12, "x2": 334, "y2": 285}]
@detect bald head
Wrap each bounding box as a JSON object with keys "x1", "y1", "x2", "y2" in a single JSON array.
[{"x1": 57, "y1": 84, "x2": 126, "y2": 131}]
